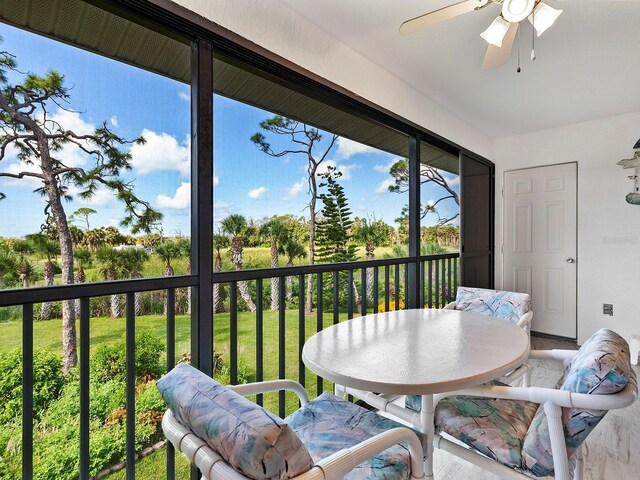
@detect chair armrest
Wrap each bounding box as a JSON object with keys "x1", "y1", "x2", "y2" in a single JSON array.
[
  {"x1": 437, "y1": 370, "x2": 638, "y2": 410},
  {"x1": 529, "y1": 348, "x2": 578, "y2": 365},
  {"x1": 443, "y1": 302, "x2": 456, "y2": 310},
  {"x1": 517, "y1": 310, "x2": 533, "y2": 330},
  {"x1": 228, "y1": 380, "x2": 310, "y2": 405},
  {"x1": 314, "y1": 427, "x2": 425, "y2": 480}
]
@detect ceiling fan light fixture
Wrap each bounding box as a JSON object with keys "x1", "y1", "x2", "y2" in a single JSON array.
[
  {"x1": 501, "y1": 0, "x2": 535, "y2": 23},
  {"x1": 528, "y1": 2, "x2": 563, "y2": 36},
  {"x1": 480, "y1": 15, "x2": 511, "y2": 47}
]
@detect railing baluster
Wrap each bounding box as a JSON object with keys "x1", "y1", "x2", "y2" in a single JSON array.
[
  {"x1": 420, "y1": 261, "x2": 425, "y2": 308},
  {"x1": 298, "y1": 275, "x2": 305, "y2": 390},
  {"x1": 230, "y1": 282, "x2": 238, "y2": 385},
  {"x1": 333, "y1": 271, "x2": 339, "y2": 324},
  {"x1": 373, "y1": 266, "x2": 379, "y2": 314},
  {"x1": 316, "y1": 273, "x2": 324, "y2": 397},
  {"x1": 428, "y1": 260, "x2": 433, "y2": 308},
  {"x1": 394, "y1": 264, "x2": 400, "y2": 310},
  {"x1": 360, "y1": 267, "x2": 366, "y2": 314},
  {"x1": 278, "y1": 277, "x2": 286, "y2": 417},
  {"x1": 435, "y1": 260, "x2": 440, "y2": 308},
  {"x1": 166, "y1": 289, "x2": 175, "y2": 480},
  {"x1": 384, "y1": 265, "x2": 390, "y2": 312},
  {"x1": 441, "y1": 258, "x2": 446, "y2": 306},
  {"x1": 22, "y1": 303, "x2": 33, "y2": 480},
  {"x1": 404, "y1": 262, "x2": 409, "y2": 309},
  {"x1": 256, "y1": 279, "x2": 264, "y2": 406},
  {"x1": 347, "y1": 269, "x2": 354, "y2": 319},
  {"x1": 454, "y1": 257, "x2": 459, "y2": 298},
  {"x1": 447, "y1": 257, "x2": 452, "y2": 303},
  {"x1": 80, "y1": 297, "x2": 90, "y2": 480},
  {"x1": 126, "y1": 293, "x2": 135, "y2": 480}
]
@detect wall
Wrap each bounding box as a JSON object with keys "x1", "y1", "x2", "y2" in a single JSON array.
[
  {"x1": 157, "y1": 0, "x2": 493, "y2": 159},
  {"x1": 494, "y1": 111, "x2": 640, "y2": 344}
]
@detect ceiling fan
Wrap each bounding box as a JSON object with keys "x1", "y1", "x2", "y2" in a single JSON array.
[{"x1": 400, "y1": 0, "x2": 563, "y2": 70}]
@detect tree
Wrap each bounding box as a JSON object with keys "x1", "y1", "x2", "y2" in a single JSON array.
[
  {"x1": 252, "y1": 116, "x2": 337, "y2": 313},
  {"x1": 26, "y1": 233, "x2": 60, "y2": 320},
  {"x1": 221, "y1": 214, "x2": 256, "y2": 312},
  {"x1": 278, "y1": 237, "x2": 306, "y2": 306},
  {"x1": 12, "y1": 240, "x2": 34, "y2": 288},
  {"x1": 260, "y1": 217, "x2": 289, "y2": 311},
  {"x1": 73, "y1": 246, "x2": 91, "y2": 316},
  {"x1": 387, "y1": 158, "x2": 459, "y2": 226},
  {"x1": 154, "y1": 241, "x2": 182, "y2": 315},
  {"x1": 212, "y1": 233, "x2": 229, "y2": 314},
  {"x1": 0, "y1": 46, "x2": 162, "y2": 372},
  {"x1": 120, "y1": 248, "x2": 150, "y2": 316},
  {"x1": 0, "y1": 246, "x2": 16, "y2": 289},
  {"x1": 96, "y1": 247, "x2": 124, "y2": 318},
  {"x1": 353, "y1": 218, "x2": 388, "y2": 303},
  {"x1": 69, "y1": 207, "x2": 96, "y2": 231},
  {"x1": 315, "y1": 167, "x2": 360, "y2": 311}
]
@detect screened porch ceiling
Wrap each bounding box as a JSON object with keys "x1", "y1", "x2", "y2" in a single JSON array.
[{"x1": 0, "y1": 0, "x2": 458, "y2": 174}]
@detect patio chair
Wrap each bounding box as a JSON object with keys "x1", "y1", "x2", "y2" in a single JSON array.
[
  {"x1": 430, "y1": 328, "x2": 637, "y2": 480},
  {"x1": 157, "y1": 362, "x2": 426, "y2": 480}
]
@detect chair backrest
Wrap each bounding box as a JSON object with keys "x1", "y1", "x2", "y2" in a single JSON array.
[
  {"x1": 521, "y1": 328, "x2": 632, "y2": 477},
  {"x1": 454, "y1": 286, "x2": 531, "y2": 325},
  {"x1": 157, "y1": 363, "x2": 313, "y2": 480}
]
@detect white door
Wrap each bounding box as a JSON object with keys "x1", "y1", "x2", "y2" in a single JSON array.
[{"x1": 503, "y1": 163, "x2": 577, "y2": 338}]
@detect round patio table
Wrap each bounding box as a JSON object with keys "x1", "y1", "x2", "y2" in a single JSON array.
[{"x1": 302, "y1": 308, "x2": 530, "y2": 479}]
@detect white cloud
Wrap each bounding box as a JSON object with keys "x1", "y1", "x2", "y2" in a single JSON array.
[
  {"x1": 75, "y1": 186, "x2": 114, "y2": 206},
  {"x1": 130, "y1": 129, "x2": 190, "y2": 177},
  {"x1": 335, "y1": 137, "x2": 377, "y2": 160},
  {"x1": 373, "y1": 159, "x2": 398, "y2": 173},
  {"x1": 444, "y1": 175, "x2": 460, "y2": 187},
  {"x1": 214, "y1": 175, "x2": 219, "y2": 186},
  {"x1": 0, "y1": 159, "x2": 42, "y2": 188},
  {"x1": 284, "y1": 178, "x2": 306, "y2": 200},
  {"x1": 178, "y1": 91, "x2": 190, "y2": 102},
  {"x1": 110, "y1": 116, "x2": 118, "y2": 127},
  {"x1": 376, "y1": 178, "x2": 396, "y2": 194},
  {"x1": 316, "y1": 160, "x2": 356, "y2": 180},
  {"x1": 48, "y1": 109, "x2": 95, "y2": 137},
  {"x1": 248, "y1": 186, "x2": 268, "y2": 199},
  {"x1": 156, "y1": 182, "x2": 191, "y2": 209}
]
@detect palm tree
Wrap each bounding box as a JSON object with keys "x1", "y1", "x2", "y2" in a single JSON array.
[
  {"x1": 176, "y1": 238, "x2": 191, "y2": 314},
  {"x1": 260, "y1": 218, "x2": 289, "y2": 311},
  {"x1": 212, "y1": 233, "x2": 229, "y2": 314},
  {"x1": 28, "y1": 234, "x2": 61, "y2": 320},
  {"x1": 73, "y1": 247, "x2": 92, "y2": 316},
  {"x1": 221, "y1": 214, "x2": 256, "y2": 312},
  {"x1": 155, "y1": 241, "x2": 183, "y2": 315},
  {"x1": 278, "y1": 238, "x2": 306, "y2": 306},
  {"x1": 120, "y1": 248, "x2": 150, "y2": 316},
  {"x1": 12, "y1": 240, "x2": 34, "y2": 288},
  {"x1": 354, "y1": 219, "x2": 388, "y2": 303},
  {"x1": 96, "y1": 247, "x2": 124, "y2": 318}
]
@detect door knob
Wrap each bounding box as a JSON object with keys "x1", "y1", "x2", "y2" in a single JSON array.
[{"x1": 566, "y1": 258, "x2": 575, "y2": 263}]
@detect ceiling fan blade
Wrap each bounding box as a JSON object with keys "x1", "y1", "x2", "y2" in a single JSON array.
[
  {"x1": 481, "y1": 22, "x2": 519, "y2": 70},
  {"x1": 400, "y1": 0, "x2": 490, "y2": 36}
]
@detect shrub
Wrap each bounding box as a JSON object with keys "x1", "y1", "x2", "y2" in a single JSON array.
[
  {"x1": 91, "y1": 331, "x2": 164, "y2": 383},
  {"x1": 0, "y1": 348, "x2": 64, "y2": 423}
]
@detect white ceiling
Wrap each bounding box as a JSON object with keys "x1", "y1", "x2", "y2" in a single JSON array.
[{"x1": 276, "y1": 0, "x2": 640, "y2": 138}]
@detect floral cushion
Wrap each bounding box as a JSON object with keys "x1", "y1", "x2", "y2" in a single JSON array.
[
  {"x1": 521, "y1": 329, "x2": 631, "y2": 477},
  {"x1": 157, "y1": 363, "x2": 313, "y2": 480},
  {"x1": 435, "y1": 394, "x2": 539, "y2": 469},
  {"x1": 286, "y1": 392, "x2": 425, "y2": 480},
  {"x1": 454, "y1": 287, "x2": 531, "y2": 325}
]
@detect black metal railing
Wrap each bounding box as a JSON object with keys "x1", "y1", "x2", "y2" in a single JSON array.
[{"x1": 0, "y1": 253, "x2": 458, "y2": 480}]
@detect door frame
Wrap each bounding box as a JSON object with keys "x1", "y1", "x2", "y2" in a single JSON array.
[{"x1": 502, "y1": 161, "x2": 578, "y2": 341}]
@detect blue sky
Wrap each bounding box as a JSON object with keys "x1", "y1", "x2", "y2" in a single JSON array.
[{"x1": 0, "y1": 24, "x2": 459, "y2": 239}]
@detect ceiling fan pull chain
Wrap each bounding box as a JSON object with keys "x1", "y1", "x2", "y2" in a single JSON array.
[
  {"x1": 517, "y1": 23, "x2": 522, "y2": 73},
  {"x1": 531, "y1": 9, "x2": 536, "y2": 61}
]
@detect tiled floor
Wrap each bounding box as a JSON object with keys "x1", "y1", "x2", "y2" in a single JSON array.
[{"x1": 429, "y1": 335, "x2": 640, "y2": 479}]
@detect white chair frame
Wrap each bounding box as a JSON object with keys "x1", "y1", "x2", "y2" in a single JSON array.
[
  {"x1": 162, "y1": 379, "x2": 426, "y2": 480},
  {"x1": 352, "y1": 349, "x2": 637, "y2": 480}
]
